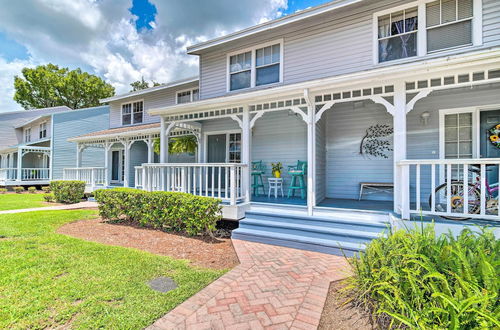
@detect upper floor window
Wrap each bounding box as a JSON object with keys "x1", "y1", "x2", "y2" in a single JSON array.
[
  {"x1": 426, "y1": 0, "x2": 473, "y2": 52},
  {"x1": 228, "y1": 40, "x2": 282, "y2": 92},
  {"x1": 378, "y1": 7, "x2": 418, "y2": 62},
  {"x1": 122, "y1": 101, "x2": 143, "y2": 125},
  {"x1": 39, "y1": 122, "x2": 47, "y2": 139},
  {"x1": 177, "y1": 88, "x2": 200, "y2": 104},
  {"x1": 375, "y1": 0, "x2": 479, "y2": 64},
  {"x1": 24, "y1": 128, "x2": 31, "y2": 143}
]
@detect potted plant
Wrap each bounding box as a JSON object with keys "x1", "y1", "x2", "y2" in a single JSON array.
[{"x1": 271, "y1": 162, "x2": 283, "y2": 178}]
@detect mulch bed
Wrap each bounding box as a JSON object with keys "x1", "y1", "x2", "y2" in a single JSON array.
[
  {"x1": 319, "y1": 281, "x2": 378, "y2": 330},
  {"x1": 57, "y1": 218, "x2": 240, "y2": 270}
]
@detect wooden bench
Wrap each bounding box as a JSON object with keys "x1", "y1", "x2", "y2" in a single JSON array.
[{"x1": 359, "y1": 182, "x2": 394, "y2": 201}]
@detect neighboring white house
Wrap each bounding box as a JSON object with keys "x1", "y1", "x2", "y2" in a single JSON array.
[{"x1": 65, "y1": 0, "x2": 500, "y2": 252}]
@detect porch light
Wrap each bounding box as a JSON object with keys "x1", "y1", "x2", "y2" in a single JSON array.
[{"x1": 420, "y1": 111, "x2": 431, "y2": 125}]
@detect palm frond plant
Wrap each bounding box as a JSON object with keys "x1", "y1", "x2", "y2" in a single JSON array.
[{"x1": 153, "y1": 135, "x2": 198, "y2": 155}]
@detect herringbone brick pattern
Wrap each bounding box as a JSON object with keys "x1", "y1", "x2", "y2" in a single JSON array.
[{"x1": 148, "y1": 240, "x2": 351, "y2": 330}]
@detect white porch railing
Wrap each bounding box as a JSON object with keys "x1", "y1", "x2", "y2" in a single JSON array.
[
  {"x1": 21, "y1": 168, "x2": 50, "y2": 181},
  {"x1": 397, "y1": 159, "x2": 500, "y2": 220},
  {"x1": 0, "y1": 168, "x2": 17, "y2": 181},
  {"x1": 63, "y1": 168, "x2": 107, "y2": 189},
  {"x1": 136, "y1": 163, "x2": 247, "y2": 206}
]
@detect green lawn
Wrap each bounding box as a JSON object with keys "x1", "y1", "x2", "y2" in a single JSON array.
[
  {"x1": 0, "y1": 210, "x2": 225, "y2": 329},
  {"x1": 0, "y1": 193, "x2": 48, "y2": 211}
]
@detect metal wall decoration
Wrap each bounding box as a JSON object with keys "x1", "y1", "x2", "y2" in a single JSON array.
[
  {"x1": 359, "y1": 124, "x2": 393, "y2": 159},
  {"x1": 489, "y1": 124, "x2": 500, "y2": 149}
]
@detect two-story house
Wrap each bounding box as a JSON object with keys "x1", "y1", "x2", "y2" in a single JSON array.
[
  {"x1": 0, "y1": 106, "x2": 109, "y2": 187},
  {"x1": 66, "y1": 0, "x2": 500, "y2": 255}
]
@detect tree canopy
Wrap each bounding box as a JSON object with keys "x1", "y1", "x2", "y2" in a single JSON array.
[
  {"x1": 13, "y1": 64, "x2": 115, "y2": 110},
  {"x1": 130, "y1": 77, "x2": 161, "y2": 92}
]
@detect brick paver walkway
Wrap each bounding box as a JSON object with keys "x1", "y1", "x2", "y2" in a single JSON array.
[
  {"x1": 149, "y1": 240, "x2": 351, "y2": 330},
  {"x1": 0, "y1": 201, "x2": 97, "y2": 214}
]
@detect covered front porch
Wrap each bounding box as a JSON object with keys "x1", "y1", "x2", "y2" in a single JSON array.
[
  {"x1": 137, "y1": 50, "x2": 500, "y2": 221},
  {"x1": 0, "y1": 146, "x2": 51, "y2": 186}
]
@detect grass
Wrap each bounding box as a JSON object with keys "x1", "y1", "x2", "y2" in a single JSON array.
[
  {"x1": 0, "y1": 210, "x2": 225, "y2": 329},
  {"x1": 0, "y1": 193, "x2": 48, "y2": 211}
]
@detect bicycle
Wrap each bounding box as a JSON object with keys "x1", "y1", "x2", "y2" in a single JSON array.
[{"x1": 429, "y1": 165, "x2": 499, "y2": 220}]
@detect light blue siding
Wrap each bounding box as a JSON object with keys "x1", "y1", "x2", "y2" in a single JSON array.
[
  {"x1": 129, "y1": 141, "x2": 148, "y2": 185},
  {"x1": 316, "y1": 117, "x2": 327, "y2": 203},
  {"x1": 51, "y1": 106, "x2": 109, "y2": 180}
]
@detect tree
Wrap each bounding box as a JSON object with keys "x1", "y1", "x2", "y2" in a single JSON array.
[
  {"x1": 13, "y1": 64, "x2": 115, "y2": 110},
  {"x1": 130, "y1": 77, "x2": 162, "y2": 92}
]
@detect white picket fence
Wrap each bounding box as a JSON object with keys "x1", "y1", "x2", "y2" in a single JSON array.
[
  {"x1": 63, "y1": 167, "x2": 107, "y2": 191},
  {"x1": 397, "y1": 158, "x2": 500, "y2": 220},
  {"x1": 135, "y1": 163, "x2": 247, "y2": 205}
]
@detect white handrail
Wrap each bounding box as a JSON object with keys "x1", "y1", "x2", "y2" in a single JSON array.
[
  {"x1": 0, "y1": 168, "x2": 17, "y2": 181},
  {"x1": 21, "y1": 168, "x2": 50, "y2": 181},
  {"x1": 397, "y1": 159, "x2": 499, "y2": 221},
  {"x1": 63, "y1": 168, "x2": 107, "y2": 189},
  {"x1": 138, "y1": 163, "x2": 247, "y2": 206}
]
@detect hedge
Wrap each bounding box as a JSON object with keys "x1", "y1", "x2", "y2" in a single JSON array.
[
  {"x1": 94, "y1": 188, "x2": 222, "y2": 236},
  {"x1": 50, "y1": 180, "x2": 85, "y2": 204}
]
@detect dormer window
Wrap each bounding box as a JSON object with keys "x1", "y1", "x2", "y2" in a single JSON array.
[
  {"x1": 176, "y1": 88, "x2": 200, "y2": 104},
  {"x1": 122, "y1": 100, "x2": 143, "y2": 125},
  {"x1": 227, "y1": 40, "x2": 283, "y2": 92}
]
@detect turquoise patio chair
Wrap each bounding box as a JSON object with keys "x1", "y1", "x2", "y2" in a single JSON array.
[
  {"x1": 287, "y1": 160, "x2": 307, "y2": 199},
  {"x1": 251, "y1": 160, "x2": 266, "y2": 196}
]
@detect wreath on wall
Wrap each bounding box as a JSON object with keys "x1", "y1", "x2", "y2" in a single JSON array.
[
  {"x1": 489, "y1": 124, "x2": 500, "y2": 149},
  {"x1": 359, "y1": 124, "x2": 393, "y2": 159}
]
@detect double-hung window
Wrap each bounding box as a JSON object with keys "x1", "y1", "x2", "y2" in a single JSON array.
[
  {"x1": 375, "y1": 0, "x2": 479, "y2": 63},
  {"x1": 378, "y1": 7, "x2": 418, "y2": 62},
  {"x1": 39, "y1": 122, "x2": 47, "y2": 139},
  {"x1": 228, "y1": 40, "x2": 282, "y2": 92},
  {"x1": 176, "y1": 88, "x2": 200, "y2": 104},
  {"x1": 426, "y1": 0, "x2": 473, "y2": 52},
  {"x1": 24, "y1": 128, "x2": 31, "y2": 143},
  {"x1": 122, "y1": 101, "x2": 143, "y2": 125}
]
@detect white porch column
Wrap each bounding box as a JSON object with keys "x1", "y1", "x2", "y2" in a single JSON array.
[
  {"x1": 146, "y1": 137, "x2": 154, "y2": 163},
  {"x1": 241, "y1": 106, "x2": 251, "y2": 202},
  {"x1": 104, "y1": 142, "x2": 112, "y2": 187},
  {"x1": 306, "y1": 104, "x2": 315, "y2": 216},
  {"x1": 16, "y1": 148, "x2": 22, "y2": 181},
  {"x1": 123, "y1": 140, "x2": 132, "y2": 187},
  {"x1": 160, "y1": 117, "x2": 167, "y2": 163},
  {"x1": 76, "y1": 143, "x2": 83, "y2": 168},
  {"x1": 392, "y1": 81, "x2": 408, "y2": 216}
]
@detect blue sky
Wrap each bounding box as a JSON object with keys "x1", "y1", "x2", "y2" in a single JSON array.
[{"x1": 0, "y1": 0, "x2": 331, "y2": 112}]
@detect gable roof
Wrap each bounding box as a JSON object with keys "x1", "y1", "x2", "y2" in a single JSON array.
[
  {"x1": 100, "y1": 76, "x2": 199, "y2": 103},
  {"x1": 187, "y1": 0, "x2": 364, "y2": 54}
]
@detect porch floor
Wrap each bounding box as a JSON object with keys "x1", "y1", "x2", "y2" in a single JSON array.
[{"x1": 251, "y1": 195, "x2": 393, "y2": 213}]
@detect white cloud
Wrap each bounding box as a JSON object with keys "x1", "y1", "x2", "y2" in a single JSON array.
[
  {"x1": 0, "y1": 0, "x2": 288, "y2": 112},
  {"x1": 0, "y1": 57, "x2": 38, "y2": 112}
]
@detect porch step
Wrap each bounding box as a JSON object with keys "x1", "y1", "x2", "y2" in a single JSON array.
[{"x1": 232, "y1": 210, "x2": 389, "y2": 257}]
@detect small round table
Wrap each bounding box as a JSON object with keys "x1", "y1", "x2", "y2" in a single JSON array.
[{"x1": 268, "y1": 178, "x2": 284, "y2": 198}]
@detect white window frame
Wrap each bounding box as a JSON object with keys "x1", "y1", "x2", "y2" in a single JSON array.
[
  {"x1": 226, "y1": 39, "x2": 284, "y2": 92},
  {"x1": 39, "y1": 122, "x2": 47, "y2": 139},
  {"x1": 121, "y1": 100, "x2": 144, "y2": 126},
  {"x1": 372, "y1": 0, "x2": 482, "y2": 64},
  {"x1": 176, "y1": 88, "x2": 200, "y2": 104},
  {"x1": 203, "y1": 130, "x2": 242, "y2": 163},
  {"x1": 24, "y1": 127, "x2": 31, "y2": 143}
]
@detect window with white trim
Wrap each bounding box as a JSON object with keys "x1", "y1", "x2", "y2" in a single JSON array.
[
  {"x1": 24, "y1": 128, "x2": 31, "y2": 143},
  {"x1": 228, "y1": 133, "x2": 241, "y2": 163},
  {"x1": 228, "y1": 41, "x2": 282, "y2": 91},
  {"x1": 378, "y1": 7, "x2": 418, "y2": 62},
  {"x1": 426, "y1": 0, "x2": 473, "y2": 52},
  {"x1": 177, "y1": 88, "x2": 200, "y2": 104},
  {"x1": 444, "y1": 112, "x2": 473, "y2": 159},
  {"x1": 39, "y1": 122, "x2": 47, "y2": 139},
  {"x1": 122, "y1": 101, "x2": 143, "y2": 125}
]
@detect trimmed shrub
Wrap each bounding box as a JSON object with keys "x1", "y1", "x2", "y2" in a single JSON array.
[
  {"x1": 50, "y1": 180, "x2": 85, "y2": 204},
  {"x1": 43, "y1": 193, "x2": 55, "y2": 202},
  {"x1": 41, "y1": 186, "x2": 51, "y2": 193},
  {"x1": 13, "y1": 186, "x2": 25, "y2": 194},
  {"x1": 0, "y1": 188, "x2": 7, "y2": 194},
  {"x1": 94, "y1": 188, "x2": 222, "y2": 236},
  {"x1": 28, "y1": 186, "x2": 37, "y2": 193},
  {"x1": 347, "y1": 225, "x2": 499, "y2": 329}
]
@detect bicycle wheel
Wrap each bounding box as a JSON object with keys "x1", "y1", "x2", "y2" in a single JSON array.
[{"x1": 428, "y1": 182, "x2": 481, "y2": 220}]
